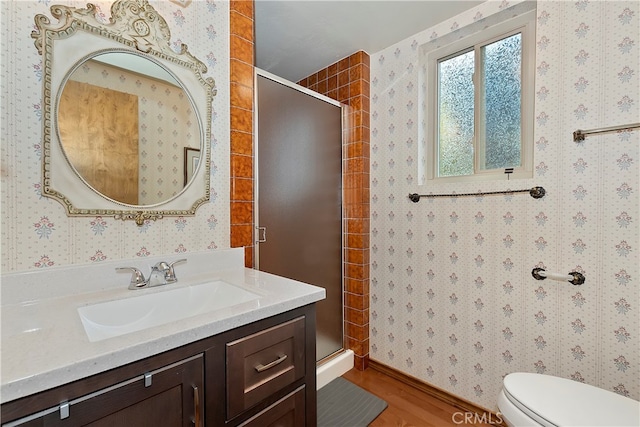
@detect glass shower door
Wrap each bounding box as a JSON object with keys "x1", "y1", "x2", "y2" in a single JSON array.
[{"x1": 255, "y1": 71, "x2": 343, "y2": 361}]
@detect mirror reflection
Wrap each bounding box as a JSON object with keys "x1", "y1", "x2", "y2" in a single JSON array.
[{"x1": 58, "y1": 52, "x2": 201, "y2": 206}]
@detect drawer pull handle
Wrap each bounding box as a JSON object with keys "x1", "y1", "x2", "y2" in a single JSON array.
[
  {"x1": 255, "y1": 354, "x2": 287, "y2": 372},
  {"x1": 192, "y1": 385, "x2": 200, "y2": 427}
]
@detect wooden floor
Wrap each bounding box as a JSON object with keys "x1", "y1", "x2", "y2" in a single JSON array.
[{"x1": 342, "y1": 367, "x2": 494, "y2": 427}]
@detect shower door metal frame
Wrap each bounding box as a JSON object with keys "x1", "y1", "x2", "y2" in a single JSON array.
[{"x1": 253, "y1": 68, "x2": 345, "y2": 364}]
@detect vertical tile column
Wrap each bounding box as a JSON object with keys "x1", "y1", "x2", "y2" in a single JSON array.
[
  {"x1": 229, "y1": 0, "x2": 254, "y2": 267},
  {"x1": 299, "y1": 51, "x2": 371, "y2": 370}
]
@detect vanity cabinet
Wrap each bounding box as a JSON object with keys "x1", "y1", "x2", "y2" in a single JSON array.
[{"x1": 1, "y1": 304, "x2": 317, "y2": 427}]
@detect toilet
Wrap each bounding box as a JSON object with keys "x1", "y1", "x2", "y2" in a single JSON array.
[{"x1": 498, "y1": 373, "x2": 640, "y2": 426}]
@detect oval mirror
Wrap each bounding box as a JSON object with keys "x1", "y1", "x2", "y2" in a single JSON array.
[
  {"x1": 32, "y1": 0, "x2": 216, "y2": 225},
  {"x1": 57, "y1": 51, "x2": 201, "y2": 206}
]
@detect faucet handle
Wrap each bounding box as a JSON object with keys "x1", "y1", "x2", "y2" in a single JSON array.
[
  {"x1": 166, "y1": 258, "x2": 187, "y2": 283},
  {"x1": 153, "y1": 261, "x2": 171, "y2": 271},
  {"x1": 116, "y1": 267, "x2": 147, "y2": 289}
]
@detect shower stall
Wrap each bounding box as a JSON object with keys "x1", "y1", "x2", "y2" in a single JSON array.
[{"x1": 254, "y1": 69, "x2": 347, "y2": 372}]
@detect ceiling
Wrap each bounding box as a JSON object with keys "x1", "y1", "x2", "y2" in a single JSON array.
[{"x1": 255, "y1": 0, "x2": 484, "y2": 82}]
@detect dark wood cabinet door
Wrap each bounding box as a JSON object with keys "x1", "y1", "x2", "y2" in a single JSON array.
[{"x1": 9, "y1": 354, "x2": 204, "y2": 427}]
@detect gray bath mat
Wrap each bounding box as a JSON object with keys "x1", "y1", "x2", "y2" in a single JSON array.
[{"x1": 318, "y1": 377, "x2": 388, "y2": 427}]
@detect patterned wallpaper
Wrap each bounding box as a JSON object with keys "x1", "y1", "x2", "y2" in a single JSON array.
[
  {"x1": 370, "y1": 0, "x2": 639, "y2": 411},
  {"x1": 70, "y1": 60, "x2": 198, "y2": 205},
  {"x1": 1, "y1": 0, "x2": 230, "y2": 272}
]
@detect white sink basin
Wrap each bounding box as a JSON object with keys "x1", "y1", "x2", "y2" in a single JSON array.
[{"x1": 78, "y1": 281, "x2": 260, "y2": 342}]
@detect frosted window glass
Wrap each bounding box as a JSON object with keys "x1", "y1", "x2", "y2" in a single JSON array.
[
  {"x1": 438, "y1": 50, "x2": 474, "y2": 177},
  {"x1": 481, "y1": 33, "x2": 522, "y2": 170},
  {"x1": 426, "y1": 10, "x2": 534, "y2": 183}
]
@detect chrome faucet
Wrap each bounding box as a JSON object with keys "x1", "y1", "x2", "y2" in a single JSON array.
[{"x1": 117, "y1": 259, "x2": 186, "y2": 290}]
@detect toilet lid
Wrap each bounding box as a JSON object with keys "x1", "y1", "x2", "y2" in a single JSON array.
[{"x1": 503, "y1": 373, "x2": 640, "y2": 427}]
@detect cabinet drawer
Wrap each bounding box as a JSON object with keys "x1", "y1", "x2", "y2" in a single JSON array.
[
  {"x1": 226, "y1": 316, "x2": 305, "y2": 419},
  {"x1": 237, "y1": 386, "x2": 305, "y2": 427}
]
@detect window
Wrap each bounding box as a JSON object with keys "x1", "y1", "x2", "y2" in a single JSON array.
[{"x1": 425, "y1": 11, "x2": 535, "y2": 183}]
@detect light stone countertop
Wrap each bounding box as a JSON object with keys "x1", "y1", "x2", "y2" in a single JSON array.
[{"x1": 1, "y1": 248, "x2": 325, "y2": 404}]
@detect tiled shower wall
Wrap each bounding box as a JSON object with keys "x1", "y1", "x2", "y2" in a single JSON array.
[
  {"x1": 229, "y1": 0, "x2": 255, "y2": 268},
  {"x1": 1, "y1": 1, "x2": 230, "y2": 272},
  {"x1": 370, "y1": 0, "x2": 639, "y2": 411},
  {"x1": 298, "y1": 51, "x2": 371, "y2": 370}
]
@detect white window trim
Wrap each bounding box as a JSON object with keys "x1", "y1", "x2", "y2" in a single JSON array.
[{"x1": 424, "y1": 10, "x2": 536, "y2": 184}]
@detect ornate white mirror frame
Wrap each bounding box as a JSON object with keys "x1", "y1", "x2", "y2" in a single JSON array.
[{"x1": 32, "y1": 0, "x2": 216, "y2": 225}]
